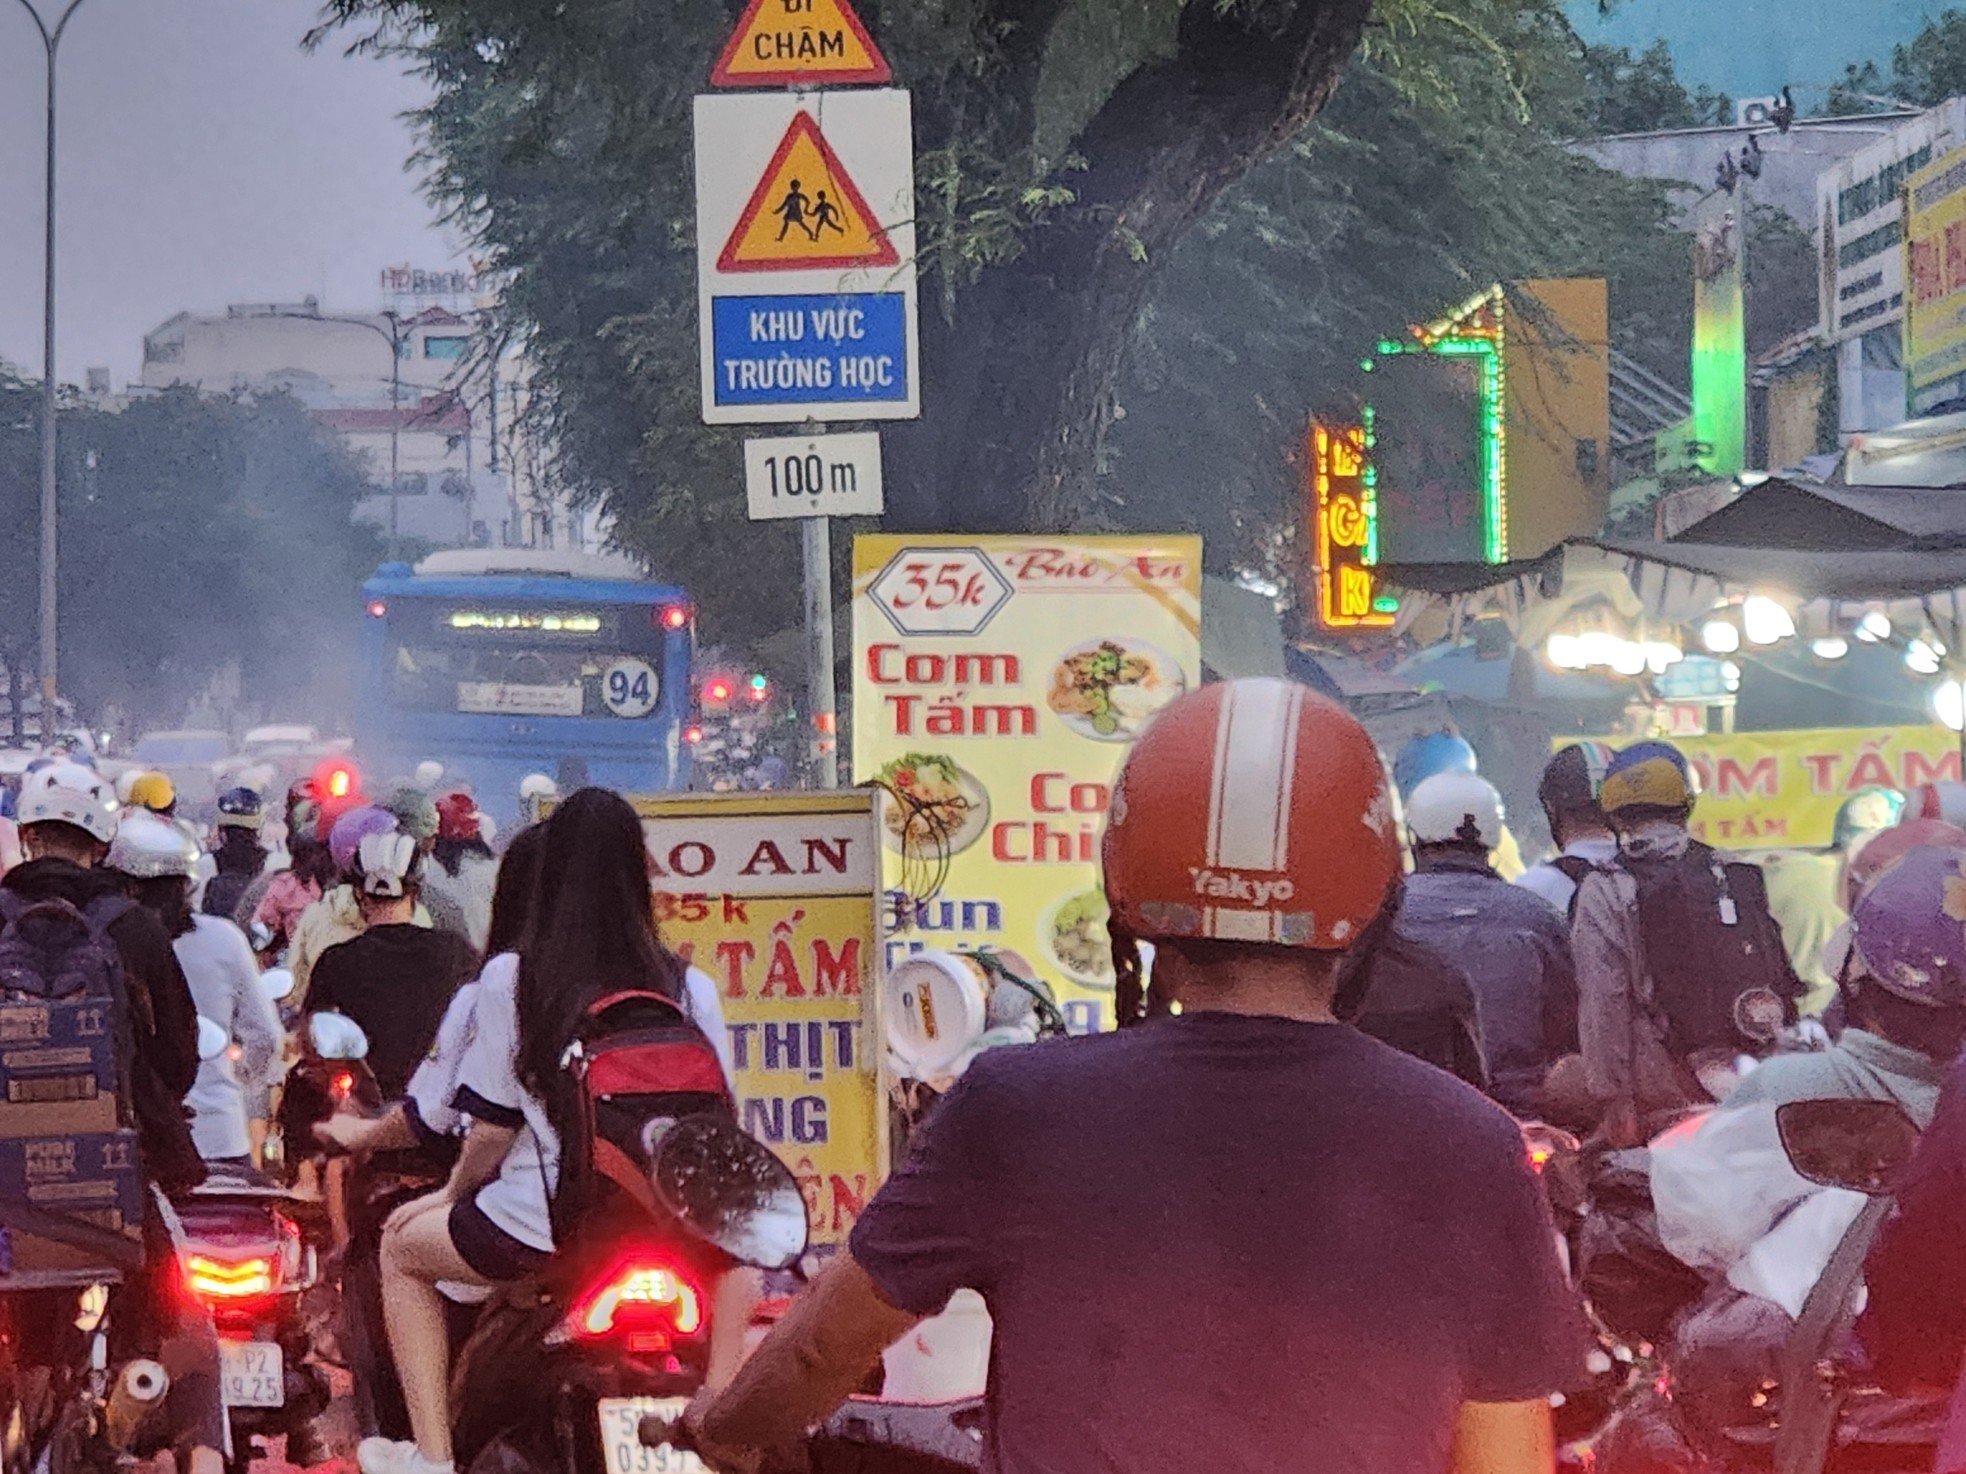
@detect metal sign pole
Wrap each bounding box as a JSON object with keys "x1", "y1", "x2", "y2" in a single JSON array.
[{"x1": 802, "y1": 512, "x2": 839, "y2": 788}]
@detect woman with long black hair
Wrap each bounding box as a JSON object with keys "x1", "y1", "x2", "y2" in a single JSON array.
[{"x1": 358, "y1": 790, "x2": 734, "y2": 1474}]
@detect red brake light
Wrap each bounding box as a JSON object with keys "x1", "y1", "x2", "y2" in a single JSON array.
[
  {"x1": 566, "y1": 1256, "x2": 703, "y2": 1353},
  {"x1": 705, "y1": 678, "x2": 733, "y2": 704},
  {"x1": 656, "y1": 604, "x2": 690, "y2": 631},
  {"x1": 186, "y1": 1254, "x2": 275, "y2": 1301},
  {"x1": 366, "y1": 599, "x2": 388, "y2": 619},
  {"x1": 683, "y1": 725, "x2": 705, "y2": 746},
  {"x1": 333, "y1": 1071, "x2": 355, "y2": 1099}
]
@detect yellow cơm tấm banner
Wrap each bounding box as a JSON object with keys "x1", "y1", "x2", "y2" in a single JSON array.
[
  {"x1": 628, "y1": 791, "x2": 885, "y2": 1246},
  {"x1": 851, "y1": 534, "x2": 1203, "y2": 1032},
  {"x1": 1583, "y1": 726, "x2": 1961, "y2": 849}
]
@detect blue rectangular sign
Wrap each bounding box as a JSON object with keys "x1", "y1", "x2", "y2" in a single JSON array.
[{"x1": 711, "y1": 293, "x2": 909, "y2": 408}]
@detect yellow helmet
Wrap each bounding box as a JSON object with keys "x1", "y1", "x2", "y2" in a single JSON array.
[{"x1": 125, "y1": 770, "x2": 177, "y2": 814}]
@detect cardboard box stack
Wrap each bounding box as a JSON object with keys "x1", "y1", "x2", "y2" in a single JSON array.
[{"x1": 0, "y1": 998, "x2": 142, "y2": 1287}]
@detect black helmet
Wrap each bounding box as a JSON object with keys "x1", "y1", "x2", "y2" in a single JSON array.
[
  {"x1": 1538, "y1": 742, "x2": 1615, "y2": 818},
  {"x1": 216, "y1": 786, "x2": 265, "y2": 832}
]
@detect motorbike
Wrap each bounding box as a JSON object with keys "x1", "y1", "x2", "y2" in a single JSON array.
[
  {"x1": 173, "y1": 1171, "x2": 332, "y2": 1474},
  {"x1": 1585, "y1": 1097, "x2": 1936, "y2": 1474},
  {"x1": 448, "y1": 1113, "x2": 810, "y2": 1474}
]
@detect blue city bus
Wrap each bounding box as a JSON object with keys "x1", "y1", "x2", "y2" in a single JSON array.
[{"x1": 355, "y1": 550, "x2": 694, "y2": 822}]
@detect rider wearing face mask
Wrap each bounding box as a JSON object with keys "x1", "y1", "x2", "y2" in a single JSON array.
[
  {"x1": 668, "y1": 680, "x2": 1588, "y2": 1474},
  {"x1": 1573, "y1": 741, "x2": 1804, "y2": 1145}
]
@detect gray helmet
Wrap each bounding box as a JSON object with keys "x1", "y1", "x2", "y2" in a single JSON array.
[{"x1": 105, "y1": 810, "x2": 200, "y2": 881}]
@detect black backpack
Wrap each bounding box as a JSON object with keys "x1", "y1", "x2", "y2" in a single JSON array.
[
  {"x1": 0, "y1": 892, "x2": 138, "y2": 1120},
  {"x1": 1627, "y1": 842, "x2": 1799, "y2": 1065},
  {"x1": 1550, "y1": 853, "x2": 1600, "y2": 921},
  {"x1": 550, "y1": 988, "x2": 734, "y2": 1241}
]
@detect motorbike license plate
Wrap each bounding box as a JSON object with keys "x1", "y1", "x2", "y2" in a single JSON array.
[
  {"x1": 219, "y1": 1339, "x2": 284, "y2": 1408},
  {"x1": 596, "y1": 1397, "x2": 705, "y2": 1474}
]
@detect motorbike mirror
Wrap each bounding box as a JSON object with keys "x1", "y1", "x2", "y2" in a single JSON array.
[
  {"x1": 646, "y1": 1116, "x2": 810, "y2": 1270},
  {"x1": 260, "y1": 967, "x2": 296, "y2": 1003},
  {"x1": 196, "y1": 1016, "x2": 229, "y2": 1063},
  {"x1": 309, "y1": 1010, "x2": 371, "y2": 1061},
  {"x1": 1775, "y1": 1098, "x2": 1919, "y2": 1196}
]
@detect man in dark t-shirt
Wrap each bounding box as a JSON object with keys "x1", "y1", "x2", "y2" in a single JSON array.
[
  {"x1": 670, "y1": 681, "x2": 1586, "y2": 1473},
  {"x1": 305, "y1": 826, "x2": 477, "y2": 1097}
]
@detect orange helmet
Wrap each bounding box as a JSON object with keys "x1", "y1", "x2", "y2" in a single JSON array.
[{"x1": 1103, "y1": 678, "x2": 1400, "y2": 950}]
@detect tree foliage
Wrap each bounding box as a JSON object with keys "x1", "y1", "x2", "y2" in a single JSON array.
[
  {"x1": 0, "y1": 379, "x2": 383, "y2": 729},
  {"x1": 308, "y1": 0, "x2": 1727, "y2": 637}
]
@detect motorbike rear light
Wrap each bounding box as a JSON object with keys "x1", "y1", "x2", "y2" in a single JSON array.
[
  {"x1": 565, "y1": 1257, "x2": 703, "y2": 1354},
  {"x1": 186, "y1": 1254, "x2": 275, "y2": 1301},
  {"x1": 333, "y1": 1071, "x2": 356, "y2": 1100}
]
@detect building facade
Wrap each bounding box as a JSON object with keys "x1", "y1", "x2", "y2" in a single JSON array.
[{"x1": 138, "y1": 297, "x2": 600, "y2": 552}]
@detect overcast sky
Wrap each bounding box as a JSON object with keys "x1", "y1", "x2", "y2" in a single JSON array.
[{"x1": 0, "y1": 0, "x2": 459, "y2": 387}]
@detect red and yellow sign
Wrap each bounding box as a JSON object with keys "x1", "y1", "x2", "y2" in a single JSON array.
[
  {"x1": 629, "y1": 791, "x2": 885, "y2": 1246},
  {"x1": 852, "y1": 536, "x2": 1203, "y2": 1033},
  {"x1": 1311, "y1": 420, "x2": 1394, "y2": 629},
  {"x1": 716, "y1": 112, "x2": 900, "y2": 273},
  {"x1": 710, "y1": 0, "x2": 891, "y2": 89}
]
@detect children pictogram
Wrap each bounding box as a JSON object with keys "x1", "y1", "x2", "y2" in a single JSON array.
[{"x1": 718, "y1": 112, "x2": 901, "y2": 272}]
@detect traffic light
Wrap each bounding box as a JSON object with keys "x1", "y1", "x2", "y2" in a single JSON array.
[{"x1": 747, "y1": 673, "x2": 770, "y2": 702}]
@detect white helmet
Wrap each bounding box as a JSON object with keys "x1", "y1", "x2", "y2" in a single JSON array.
[
  {"x1": 1405, "y1": 771, "x2": 1506, "y2": 850},
  {"x1": 519, "y1": 773, "x2": 557, "y2": 802},
  {"x1": 355, "y1": 828, "x2": 420, "y2": 898},
  {"x1": 19, "y1": 762, "x2": 119, "y2": 845},
  {"x1": 413, "y1": 760, "x2": 445, "y2": 790},
  {"x1": 105, "y1": 810, "x2": 201, "y2": 880}
]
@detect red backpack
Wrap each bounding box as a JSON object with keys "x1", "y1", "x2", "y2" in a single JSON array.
[{"x1": 552, "y1": 988, "x2": 733, "y2": 1239}]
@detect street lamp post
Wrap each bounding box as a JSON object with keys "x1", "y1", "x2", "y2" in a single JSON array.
[
  {"x1": 276, "y1": 307, "x2": 406, "y2": 558},
  {"x1": 14, "y1": 0, "x2": 91, "y2": 743}
]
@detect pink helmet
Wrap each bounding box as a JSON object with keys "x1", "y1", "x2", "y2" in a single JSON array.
[
  {"x1": 328, "y1": 805, "x2": 399, "y2": 875},
  {"x1": 1850, "y1": 845, "x2": 1966, "y2": 1008}
]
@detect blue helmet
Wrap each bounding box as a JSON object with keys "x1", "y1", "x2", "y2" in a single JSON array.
[{"x1": 1393, "y1": 731, "x2": 1477, "y2": 800}]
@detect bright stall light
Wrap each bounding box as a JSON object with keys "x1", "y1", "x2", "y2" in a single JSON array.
[
  {"x1": 1742, "y1": 596, "x2": 1796, "y2": 646},
  {"x1": 1644, "y1": 642, "x2": 1685, "y2": 675},
  {"x1": 1545, "y1": 634, "x2": 1585, "y2": 670},
  {"x1": 1700, "y1": 619, "x2": 1741, "y2": 654},
  {"x1": 1610, "y1": 642, "x2": 1646, "y2": 676},
  {"x1": 1722, "y1": 661, "x2": 1743, "y2": 692},
  {"x1": 1810, "y1": 637, "x2": 1850, "y2": 661},
  {"x1": 1907, "y1": 639, "x2": 1946, "y2": 677},
  {"x1": 1857, "y1": 611, "x2": 1892, "y2": 644},
  {"x1": 1936, "y1": 680, "x2": 1966, "y2": 733}
]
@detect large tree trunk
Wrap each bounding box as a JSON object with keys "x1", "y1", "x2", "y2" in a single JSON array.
[{"x1": 888, "y1": 0, "x2": 1374, "y2": 530}]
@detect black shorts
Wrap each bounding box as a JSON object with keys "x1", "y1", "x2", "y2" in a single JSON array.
[{"x1": 449, "y1": 1196, "x2": 551, "y2": 1283}]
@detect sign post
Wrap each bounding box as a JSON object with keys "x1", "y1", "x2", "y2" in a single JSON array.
[{"x1": 699, "y1": 1, "x2": 913, "y2": 794}]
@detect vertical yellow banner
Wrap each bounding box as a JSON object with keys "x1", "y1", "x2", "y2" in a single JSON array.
[
  {"x1": 851, "y1": 535, "x2": 1203, "y2": 1031},
  {"x1": 629, "y1": 791, "x2": 884, "y2": 1245}
]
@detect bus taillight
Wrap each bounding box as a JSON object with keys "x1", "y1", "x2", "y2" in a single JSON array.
[
  {"x1": 366, "y1": 600, "x2": 387, "y2": 619},
  {"x1": 655, "y1": 604, "x2": 690, "y2": 631}
]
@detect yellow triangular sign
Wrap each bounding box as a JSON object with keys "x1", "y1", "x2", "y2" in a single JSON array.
[
  {"x1": 718, "y1": 112, "x2": 901, "y2": 273},
  {"x1": 711, "y1": 0, "x2": 891, "y2": 88}
]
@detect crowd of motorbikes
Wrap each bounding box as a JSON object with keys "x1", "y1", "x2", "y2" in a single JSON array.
[{"x1": 0, "y1": 938, "x2": 1941, "y2": 1474}]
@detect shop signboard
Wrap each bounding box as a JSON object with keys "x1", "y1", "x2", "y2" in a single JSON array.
[
  {"x1": 627, "y1": 790, "x2": 885, "y2": 1245},
  {"x1": 1904, "y1": 146, "x2": 1966, "y2": 390},
  {"x1": 1819, "y1": 98, "x2": 1966, "y2": 344},
  {"x1": 1578, "y1": 725, "x2": 1960, "y2": 848},
  {"x1": 850, "y1": 535, "x2": 1203, "y2": 1032}
]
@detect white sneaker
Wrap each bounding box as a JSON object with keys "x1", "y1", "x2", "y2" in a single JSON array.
[{"x1": 357, "y1": 1437, "x2": 455, "y2": 1474}]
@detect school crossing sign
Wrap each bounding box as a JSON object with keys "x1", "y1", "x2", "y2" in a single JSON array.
[{"x1": 694, "y1": 90, "x2": 919, "y2": 424}]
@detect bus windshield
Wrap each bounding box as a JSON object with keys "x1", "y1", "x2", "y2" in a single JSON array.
[{"x1": 383, "y1": 598, "x2": 668, "y2": 719}]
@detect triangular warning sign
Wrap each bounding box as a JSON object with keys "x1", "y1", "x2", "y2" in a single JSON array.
[
  {"x1": 711, "y1": 0, "x2": 891, "y2": 88},
  {"x1": 717, "y1": 112, "x2": 902, "y2": 274}
]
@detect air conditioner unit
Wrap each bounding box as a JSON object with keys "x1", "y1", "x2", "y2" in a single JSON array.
[{"x1": 1737, "y1": 96, "x2": 1780, "y2": 127}]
